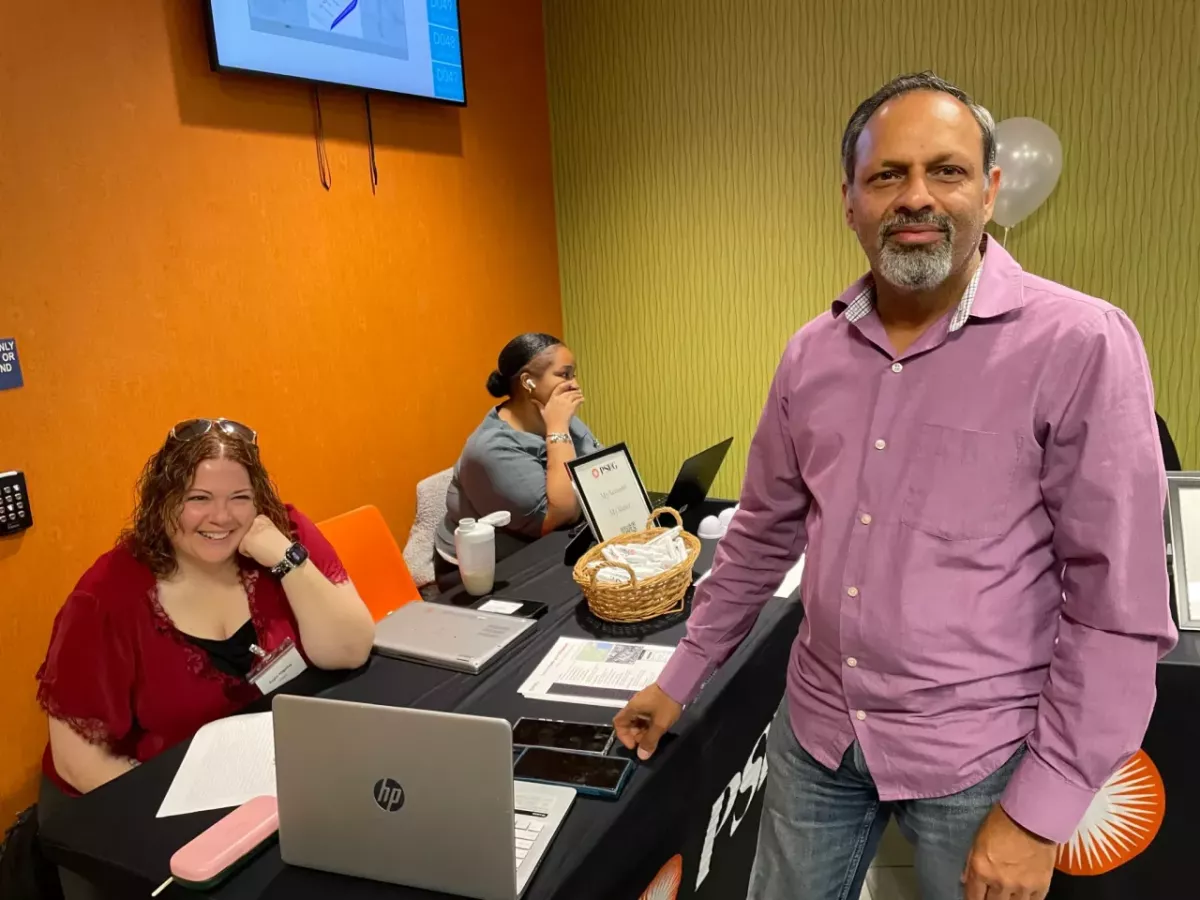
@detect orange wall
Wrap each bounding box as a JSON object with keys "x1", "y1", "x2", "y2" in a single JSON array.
[{"x1": 0, "y1": 0, "x2": 561, "y2": 820}]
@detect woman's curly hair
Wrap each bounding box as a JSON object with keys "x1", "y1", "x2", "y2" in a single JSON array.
[{"x1": 121, "y1": 429, "x2": 291, "y2": 577}]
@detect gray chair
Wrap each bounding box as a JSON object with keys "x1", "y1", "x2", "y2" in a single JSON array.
[{"x1": 402, "y1": 468, "x2": 453, "y2": 588}]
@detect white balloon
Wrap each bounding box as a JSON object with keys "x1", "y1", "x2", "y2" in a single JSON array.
[{"x1": 992, "y1": 118, "x2": 1063, "y2": 229}]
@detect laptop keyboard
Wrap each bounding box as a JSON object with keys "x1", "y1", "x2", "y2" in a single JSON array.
[{"x1": 513, "y1": 813, "x2": 544, "y2": 865}]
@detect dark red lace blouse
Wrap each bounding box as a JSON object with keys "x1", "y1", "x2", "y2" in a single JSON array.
[{"x1": 36, "y1": 506, "x2": 348, "y2": 794}]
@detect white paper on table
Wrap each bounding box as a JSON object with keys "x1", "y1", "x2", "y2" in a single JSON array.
[
  {"x1": 157, "y1": 712, "x2": 276, "y2": 818},
  {"x1": 518, "y1": 637, "x2": 676, "y2": 709},
  {"x1": 774, "y1": 555, "x2": 806, "y2": 598},
  {"x1": 478, "y1": 599, "x2": 522, "y2": 615}
]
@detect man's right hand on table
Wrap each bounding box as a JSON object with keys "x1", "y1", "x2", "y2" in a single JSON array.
[{"x1": 614, "y1": 683, "x2": 683, "y2": 760}]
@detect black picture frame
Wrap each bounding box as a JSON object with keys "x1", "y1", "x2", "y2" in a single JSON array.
[
  {"x1": 565, "y1": 443, "x2": 654, "y2": 544},
  {"x1": 1167, "y1": 472, "x2": 1200, "y2": 631}
]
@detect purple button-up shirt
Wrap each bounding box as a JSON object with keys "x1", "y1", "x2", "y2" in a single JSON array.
[{"x1": 658, "y1": 239, "x2": 1177, "y2": 843}]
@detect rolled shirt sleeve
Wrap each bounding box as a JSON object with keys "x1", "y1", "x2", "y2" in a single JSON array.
[{"x1": 1000, "y1": 310, "x2": 1177, "y2": 842}]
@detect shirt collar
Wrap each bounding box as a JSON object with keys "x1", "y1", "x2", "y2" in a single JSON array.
[{"x1": 833, "y1": 233, "x2": 1025, "y2": 331}]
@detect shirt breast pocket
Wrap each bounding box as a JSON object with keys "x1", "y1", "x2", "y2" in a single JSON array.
[{"x1": 900, "y1": 424, "x2": 1022, "y2": 541}]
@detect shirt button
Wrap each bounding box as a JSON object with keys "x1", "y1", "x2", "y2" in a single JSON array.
[
  {"x1": 874, "y1": 439, "x2": 887, "y2": 450},
  {"x1": 860, "y1": 513, "x2": 872, "y2": 525},
  {"x1": 891, "y1": 362, "x2": 903, "y2": 373},
  {"x1": 847, "y1": 586, "x2": 859, "y2": 598},
  {"x1": 856, "y1": 710, "x2": 867, "y2": 721},
  {"x1": 847, "y1": 657, "x2": 858, "y2": 667}
]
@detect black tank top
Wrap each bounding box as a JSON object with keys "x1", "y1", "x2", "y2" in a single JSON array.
[{"x1": 184, "y1": 620, "x2": 258, "y2": 679}]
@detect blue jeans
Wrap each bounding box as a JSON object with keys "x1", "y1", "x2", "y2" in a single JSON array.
[{"x1": 748, "y1": 703, "x2": 1024, "y2": 900}]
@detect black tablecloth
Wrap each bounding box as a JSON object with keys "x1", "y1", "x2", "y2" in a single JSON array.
[
  {"x1": 43, "y1": 514, "x2": 1197, "y2": 900},
  {"x1": 41, "y1": 505, "x2": 803, "y2": 900},
  {"x1": 1046, "y1": 638, "x2": 1200, "y2": 900}
]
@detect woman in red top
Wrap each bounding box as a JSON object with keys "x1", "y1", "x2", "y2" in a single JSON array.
[{"x1": 36, "y1": 418, "x2": 375, "y2": 806}]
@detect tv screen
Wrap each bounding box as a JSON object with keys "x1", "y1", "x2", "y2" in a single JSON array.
[{"x1": 206, "y1": 1, "x2": 464, "y2": 104}]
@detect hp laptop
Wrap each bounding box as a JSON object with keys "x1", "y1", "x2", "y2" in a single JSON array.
[
  {"x1": 649, "y1": 437, "x2": 734, "y2": 515},
  {"x1": 273, "y1": 696, "x2": 576, "y2": 900},
  {"x1": 373, "y1": 601, "x2": 536, "y2": 674}
]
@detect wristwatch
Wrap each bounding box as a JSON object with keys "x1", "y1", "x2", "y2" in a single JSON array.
[
  {"x1": 271, "y1": 542, "x2": 310, "y2": 578},
  {"x1": 547, "y1": 432, "x2": 572, "y2": 444}
]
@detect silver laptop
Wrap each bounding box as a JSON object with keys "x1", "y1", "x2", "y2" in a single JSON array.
[
  {"x1": 373, "y1": 601, "x2": 537, "y2": 674},
  {"x1": 273, "y1": 696, "x2": 576, "y2": 900}
]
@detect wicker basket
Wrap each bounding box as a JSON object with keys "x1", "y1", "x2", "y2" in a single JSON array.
[{"x1": 572, "y1": 508, "x2": 702, "y2": 623}]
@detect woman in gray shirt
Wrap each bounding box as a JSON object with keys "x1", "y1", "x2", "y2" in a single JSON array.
[{"x1": 436, "y1": 333, "x2": 601, "y2": 565}]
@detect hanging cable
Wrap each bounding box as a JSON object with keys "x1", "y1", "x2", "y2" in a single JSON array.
[
  {"x1": 312, "y1": 86, "x2": 331, "y2": 191},
  {"x1": 364, "y1": 93, "x2": 379, "y2": 195}
]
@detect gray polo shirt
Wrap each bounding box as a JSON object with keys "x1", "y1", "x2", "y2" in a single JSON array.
[{"x1": 435, "y1": 409, "x2": 602, "y2": 559}]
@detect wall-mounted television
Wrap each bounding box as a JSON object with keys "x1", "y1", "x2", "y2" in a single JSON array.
[{"x1": 206, "y1": 1, "x2": 465, "y2": 104}]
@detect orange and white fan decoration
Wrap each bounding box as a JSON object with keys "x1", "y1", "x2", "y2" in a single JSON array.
[
  {"x1": 639, "y1": 854, "x2": 683, "y2": 900},
  {"x1": 1055, "y1": 748, "x2": 1166, "y2": 876}
]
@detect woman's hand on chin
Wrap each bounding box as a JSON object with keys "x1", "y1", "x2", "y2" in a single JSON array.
[{"x1": 238, "y1": 515, "x2": 292, "y2": 568}]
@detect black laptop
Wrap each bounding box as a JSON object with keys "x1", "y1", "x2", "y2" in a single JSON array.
[{"x1": 648, "y1": 437, "x2": 735, "y2": 517}]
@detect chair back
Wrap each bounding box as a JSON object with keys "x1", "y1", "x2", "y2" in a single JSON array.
[
  {"x1": 403, "y1": 468, "x2": 455, "y2": 587},
  {"x1": 317, "y1": 505, "x2": 421, "y2": 622}
]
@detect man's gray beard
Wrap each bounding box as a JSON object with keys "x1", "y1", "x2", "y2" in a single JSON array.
[{"x1": 876, "y1": 239, "x2": 954, "y2": 290}]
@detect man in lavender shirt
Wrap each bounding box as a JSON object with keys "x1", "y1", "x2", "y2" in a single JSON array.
[{"x1": 614, "y1": 73, "x2": 1177, "y2": 900}]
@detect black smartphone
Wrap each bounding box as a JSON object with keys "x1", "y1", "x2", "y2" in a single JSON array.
[
  {"x1": 512, "y1": 718, "x2": 615, "y2": 755},
  {"x1": 512, "y1": 747, "x2": 634, "y2": 799}
]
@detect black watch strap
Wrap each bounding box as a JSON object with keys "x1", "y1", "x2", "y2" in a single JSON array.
[{"x1": 271, "y1": 542, "x2": 309, "y2": 578}]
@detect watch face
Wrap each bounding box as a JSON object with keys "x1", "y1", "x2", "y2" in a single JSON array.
[{"x1": 285, "y1": 543, "x2": 309, "y2": 567}]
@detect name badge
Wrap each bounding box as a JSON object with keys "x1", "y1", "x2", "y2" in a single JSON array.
[{"x1": 248, "y1": 637, "x2": 307, "y2": 695}]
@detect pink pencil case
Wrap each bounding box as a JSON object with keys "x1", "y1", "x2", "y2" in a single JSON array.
[{"x1": 168, "y1": 796, "x2": 279, "y2": 890}]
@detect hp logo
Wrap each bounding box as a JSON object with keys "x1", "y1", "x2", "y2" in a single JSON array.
[{"x1": 373, "y1": 778, "x2": 405, "y2": 812}]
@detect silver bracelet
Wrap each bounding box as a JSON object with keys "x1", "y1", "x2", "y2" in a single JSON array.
[{"x1": 547, "y1": 432, "x2": 572, "y2": 444}]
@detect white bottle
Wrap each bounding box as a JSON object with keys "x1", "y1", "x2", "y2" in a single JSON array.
[{"x1": 454, "y1": 511, "x2": 511, "y2": 597}]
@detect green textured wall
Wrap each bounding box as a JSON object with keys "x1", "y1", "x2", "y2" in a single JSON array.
[{"x1": 545, "y1": 0, "x2": 1199, "y2": 498}]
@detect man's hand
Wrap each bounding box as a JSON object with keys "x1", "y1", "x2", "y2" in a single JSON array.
[
  {"x1": 963, "y1": 804, "x2": 1056, "y2": 900},
  {"x1": 613, "y1": 683, "x2": 683, "y2": 760}
]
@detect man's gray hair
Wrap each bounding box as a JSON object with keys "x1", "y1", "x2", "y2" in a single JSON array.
[{"x1": 841, "y1": 71, "x2": 996, "y2": 182}]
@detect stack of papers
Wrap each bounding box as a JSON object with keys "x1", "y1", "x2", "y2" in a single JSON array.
[
  {"x1": 518, "y1": 638, "x2": 675, "y2": 709},
  {"x1": 157, "y1": 712, "x2": 276, "y2": 818}
]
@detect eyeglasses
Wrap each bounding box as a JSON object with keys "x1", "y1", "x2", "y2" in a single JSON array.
[{"x1": 168, "y1": 418, "x2": 258, "y2": 445}]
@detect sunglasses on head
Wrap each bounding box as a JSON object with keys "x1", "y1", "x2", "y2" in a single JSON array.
[{"x1": 169, "y1": 418, "x2": 258, "y2": 445}]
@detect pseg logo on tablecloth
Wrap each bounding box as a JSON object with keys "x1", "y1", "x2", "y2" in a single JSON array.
[
  {"x1": 639, "y1": 854, "x2": 682, "y2": 899},
  {"x1": 1055, "y1": 748, "x2": 1165, "y2": 876},
  {"x1": 637, "y1": 723, "x2": 772, "y2": 898},
  {"x1": 697, "y1": 722, "x2": 771, "y2": 890}
]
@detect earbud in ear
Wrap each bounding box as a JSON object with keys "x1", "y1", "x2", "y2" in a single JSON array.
[{"x1": 524, "y1": 378, "x2": 536, "y2": 391}]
